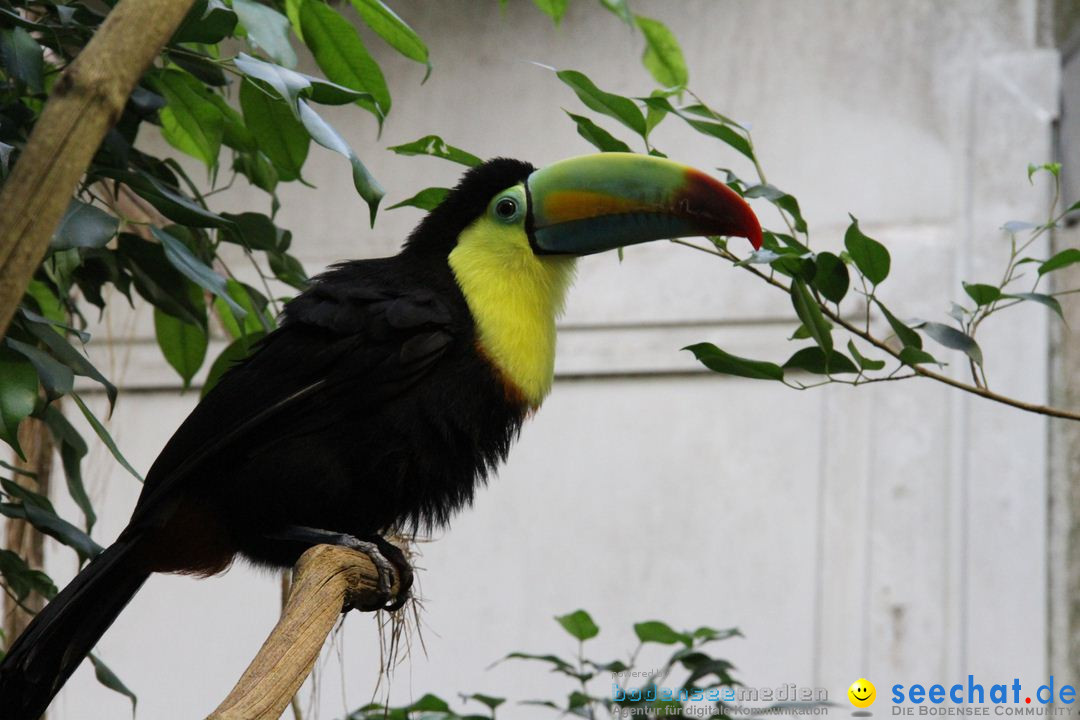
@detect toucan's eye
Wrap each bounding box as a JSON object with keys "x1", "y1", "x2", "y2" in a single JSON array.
[{"x1": 494, "y1": 197, "x2": 519, "y2": 222}]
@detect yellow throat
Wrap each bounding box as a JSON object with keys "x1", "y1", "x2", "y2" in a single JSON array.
[{"x1": 448, "y1": 211, "x2": 576, "y2": 408}]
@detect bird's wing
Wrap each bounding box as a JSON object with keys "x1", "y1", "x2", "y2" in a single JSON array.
[{"x1": 127, "y1": 268, "x2": 458, "y2": 528}]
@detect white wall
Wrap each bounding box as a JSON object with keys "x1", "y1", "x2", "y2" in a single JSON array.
[{"x1": 19, "y1": 1, "x2": 1066, "y2": 717}]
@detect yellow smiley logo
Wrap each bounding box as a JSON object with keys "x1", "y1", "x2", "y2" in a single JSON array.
[{"x1": 848, "y1": 678, "x2": 876, "y2": 708}]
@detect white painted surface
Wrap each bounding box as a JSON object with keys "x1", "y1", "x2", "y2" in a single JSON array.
[{"x1": 9, "y1": 1, "x2": 1065, "y2": 717}]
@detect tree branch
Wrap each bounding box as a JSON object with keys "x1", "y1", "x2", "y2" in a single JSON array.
[
  {"x1": 207, "y1": 544, "x2": 403, "y2": 720},
  {"x1": 671, "y1": 239, "x2": 1080, "y2": 423},
  {"x1": 0, "y1": 0, "x2": 198, "y2": 337}
]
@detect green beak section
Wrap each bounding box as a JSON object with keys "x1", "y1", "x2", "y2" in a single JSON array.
[{"x1": 526, "y1": 153, "x2": 762, "y2": 256}]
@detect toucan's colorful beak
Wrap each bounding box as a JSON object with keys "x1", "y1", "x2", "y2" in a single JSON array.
[{"x1": 526, "y1": 153, "x2": 762, "y2": 255}]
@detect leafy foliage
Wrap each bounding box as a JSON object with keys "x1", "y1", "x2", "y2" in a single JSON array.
[{"x1": 344, "y1": 611, "x2": 758, "y2": 720}]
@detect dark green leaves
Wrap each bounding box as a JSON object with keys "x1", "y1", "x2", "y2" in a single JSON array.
[
  {"x1": 240, "y1": 78, "x2": 309, "y2": 181},
  {"x1": 847, "y1": 340, "x2": 886, "y2": 371},
  {"x1": 0, "y1": 27, "x2": 44, "y2": 93},
  {"x1": 349, "y1": 0, "x2": 430, "y2": 74},
  {"x1": 155, "y1": 308, "x2": 208, "y2": 390},
  {"x1": 555, "y1": 69, "x2": 647, "y2": 138},
  {"x1": 173, "y1": 0, "x2": 237, "y2": 44},
  {"x1": 388, "y1": 135, "x2": 482, "y2": 167},
  {"x1": 874, "y1": 299, "x2": 921, "y2": 349},
  {"x1": 1038, "y1": 249, "x2": 1080, "y2": 276},
  {"x1": 153, "y1": 227, "x2": 246, "y2": 320},
  {"x1": 812, "y1": 252, "x2": 849, "y2": 303},
  {"x1": 387, "y1": 187, "x2": 449, "y2": 211},
  {"x1": 635, "y1": 15, "x2": 687, "y2": 89},
  {"x1": 0, "y1": 346, "x2": 38, "y2": 457},
  {"x1": 556, "y1": 609, "x2": 599, "y2": 641},
  {"x1": 783, "y1": 347, "x2": 858, "y2": 375},
  {"x1": 565, "y1": 112, "x2": 632, "y2": 153},
  {"x1": 1009, "y1": 292, "x2": 1064, "y2": 320},
  {"x1": 51, "y1": 200, "x2": 119, "y2": 251},
  {"x1": 233, "y1": 0, "x2": 298, "y2": 67},
  {"x1": 296, "y1": 100, "x2": 385, "y2": 225},
  {"x1": 153, "y1": 69, "x2": 225, "y2": 167},
  {"x1": 963, "y1": 282, "x2": 1001, "y2": 306},
  {"x1": 919, "y1": 321, "x2": 982, "y2": 366},
  {"x1": 634, "y1": 621, "x2": 690, "y2": 646},
  {"x1": 790, "y1": 278, "x2": 832, "y2": 354},
  {"x1": 683, "y1": 343, "x2": 784, "y2": 381},
  {"x1": 299, "y1": 0, "x2": 390, "y2": 122},
  {"x1": 844, "y1": 216, "x2": 890, "y2": 285}
]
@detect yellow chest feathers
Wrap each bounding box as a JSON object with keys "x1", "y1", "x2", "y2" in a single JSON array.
[{"x1": 448, "y1": 216, "x2": 576, "y2": 408}]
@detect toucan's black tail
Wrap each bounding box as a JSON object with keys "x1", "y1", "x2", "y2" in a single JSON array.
[{"x1": 0, "y1": 539, "x2": 149, "y2": 720}]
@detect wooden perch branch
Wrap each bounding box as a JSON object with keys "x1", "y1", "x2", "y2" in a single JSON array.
[
  {"x1": 208, "y1": 544, "x2": 401, "y2": 720},
  {"x1": 0, "y1": 0, "x2": 197, "y2": 337}
]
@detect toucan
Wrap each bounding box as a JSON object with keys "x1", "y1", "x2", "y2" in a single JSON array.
[{"x1": 0, "y1": 152, "x2": 761, "y2": 718}]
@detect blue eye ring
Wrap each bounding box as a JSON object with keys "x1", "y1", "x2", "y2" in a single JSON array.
[{"x1": 494, "y1": 196, "x2": 520, "y2": 222}]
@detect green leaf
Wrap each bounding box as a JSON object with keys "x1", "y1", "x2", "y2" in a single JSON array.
[
  {"x1": 153, "y1": 227, "x2": 247, "y2": 320},
  {"x1": 963, "y1": 282, "x2": 1002, "y2": 306},
  {"x1": 118, "y1": 234, "x2": 206, "y2": 328},
  {"x1": 683, "y1": 343, "x2": 784, "y2": 381},
  {"x1": 0, "y1": 27, "x2": 44, "y2": 93},
  {"x1": 239, "y1": 79, "x2": 310, "y2": 180},
  {"x1": 387, "y1": 135, "x2": 482, "y2": 167},
  {"x1": 531, "y1": 0, "x2": 568, "y2": 23},
  {"x1": 919, "y1": 321, "x2": 983, "y2": 366},
  {"x1": 634, "y1": 15, "x2": 687, "y2": 89},
  {"x1": 844, "y1": 215, "x2": 890, "y2": 285},
  {"x1": 89, "y1": 654, "x2": 138, "y2": 714},
  {"x1": 0, "y1": 549, "x2": 56, "y2": 602},
  {"x1": 465, "y1": 694, "x2": 505, "y2": 711},
  {"x1": 173, "y1": 0, "x2": 238, "y2": 44},
  {"x1": 898, "y1": 346, "x2": 939, "y2": 366},
  {"x1": 873, "y1": 299, "x2": 922, "y2": 349},
  {"x1": 155, "y1": 309, "x2": 208, "y2": 389},
  {"x1": 71, "y1": 394, "x2": 144, "y2": 483},
  {"x1": 1038, "y1": 249, "x2": 1080, "y2": 276},
  {"x1": 234, "y1": 52, "x2": 309, "y2": 106},
  {"x1": 812, "y1": 252, "x2": 849, "y2": 303},
  {"x1": 1028, "y1": 162, "x2": 1062, "y2": 183},
  {"x1": 299, "y1": 0, "x2": 390, "y2": 122},
  {"x1": 499, "y1": 652, "x2": 575, "y2": 672},
  {"x1": 297, "y1": 100, "x2": 384, "y2": 225},
  {"x1": 42, "y1": 405, "x2": 94, "y2": 532},
  {"x1": 101, "y1": 170, "x2": 229, "y2": 228},
  {"x1": 0, "y1": 500, "x2": 102, "y2": 562},
  {"x1": 743, "y1": 184, "x2": 807, "y2": 233},
  {"x1": 233, "y1": 0, "x2": 298, "y2": 67},
  {"x1": 564, "y1": 112, "x2": 632, "y2": 153},
  {"x1": 634, "y1": 620, "x2": 690, "y2": 646},
  {"x1": 5, "y1": 338, "x2": 74, "y2": 399},
  {"x1": 639, "y1": 95, "x2": 753, "y2": 159},
  {"x1": 349, "y1": 0, "x2": 430, "y2": 74},
  {"x1": 599, "y1": 0, "x2": 633, "y2": 24},
  {"x1": 202, "y1": 333, "x2": 266, "y2": 398},
  {"x1": 408, "y1": 694, "x2": 452, "y2": 713},
  {"x1": 790, "y1": 278, "x2": 832, "y2": 354},
  {"x1": 51, "y1": 199, "x2": 119, "y2": 250},
  {"x1": 847, "y1": 339, "x2": 886, "y2": 371},
  {"x1": 213, "y1": 279, "x2": 274, "y2": 338},
  {"x1": 555, "y1": 69, "x2": 647, "y2": 138},
  {"x1": 268, "y1": 250, "x2": 309, "y2": 290},
  {"x1": 23, "y1": 321, "x2": 118, "y2": 407},
  {"x1": 555, "y1": 609, "x2": 599, "y2": 641},
  {"x1": 219, "y1": 212, "x2": 288, "y2": 252},
  {"x1": 782, "y1": 347, "x2": 858, "y2": 375},
  {"x1": 1007, "y1": 292, "x2": 1065, "y2": 321},
  {"x1": 0, "y1": 346, "x2": 38, "y2": 458},
  {"x1": 153, "y1": 68, "x2": 225, "y2": 167},
  {"x1": 387, "y1": 186, "x2": 449, "y2": 211}
]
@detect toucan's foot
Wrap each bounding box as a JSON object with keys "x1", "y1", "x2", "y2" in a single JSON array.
[
  {"x1": 338, "y1": 535, "x2": 412, "y2": 612},
  {"x1": 264, "y1": 525, "x2": 412, "y2": 611}
]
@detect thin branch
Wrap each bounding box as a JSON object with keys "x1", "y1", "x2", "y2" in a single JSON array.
[{"x1": 671, "y1": 239, "x2": 1080, "y2": 422}]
